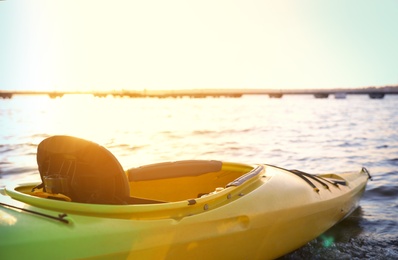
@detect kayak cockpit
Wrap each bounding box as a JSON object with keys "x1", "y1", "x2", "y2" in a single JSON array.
[
  {"x1": 4, "y1": 162, "x2": 264, "y2": 219},
  {"x1": 27, "y1": 135, "x2": 264, "y2": 206},
  {"x1": 126, "y1": 160, "x2": 258, "y2": 202},
  {"x1": 3, "y1": 136, "x2": 267, "y2": 219},
  {"x1": 21, "y1": 160, "x2": 259, "y2": 203}
]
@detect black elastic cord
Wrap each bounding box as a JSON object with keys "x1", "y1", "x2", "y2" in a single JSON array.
[
  {"x1": 362, "y1": 167, "x2": 372, "y2": 180},
  {"x1": 264, "y1": 164, "x2": 320, "y2": 192},
  {"x1": 0, "y1": 202, "x2": 69, "y2": 224},
  {"x1": 313, "y1": 175, "x2": 341, "y2": 187},
  {"x1": 288, "y1": 170, "x2": 319, "y2": 192},
  {"x1": 290, "y1": 170, "x2": 331, "y2": 189},
  {"x1": 31, "y1": 182, "x2": 44, "y2": 192}
]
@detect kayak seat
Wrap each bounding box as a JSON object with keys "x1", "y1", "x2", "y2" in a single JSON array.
[{"x1": 36, "y1": 136, "x2": 130, "y2": 205}]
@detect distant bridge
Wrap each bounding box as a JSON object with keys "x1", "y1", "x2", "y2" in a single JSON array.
[{"x1": 1, "y1": 88, "x2": 397, "y2": 99}]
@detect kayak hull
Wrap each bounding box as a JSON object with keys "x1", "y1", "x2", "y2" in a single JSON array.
[{"x1": 1, "y1": 162, "x2": 369, "y2": 259}]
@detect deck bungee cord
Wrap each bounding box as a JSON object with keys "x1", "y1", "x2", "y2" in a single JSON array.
[
  {"x1": 265, "y1": 164, "x2": 371, "y2": 193},
  {"x1": 0, "y1": 202, "x2": 69, "y2": 224}
]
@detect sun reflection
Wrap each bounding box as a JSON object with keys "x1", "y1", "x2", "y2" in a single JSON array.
[
  {"x1": 0, "y1": 209, "x2": 17, "y2": 226},
  {"x1": 320, "y1": 234, "x2": 335, "y2": 248}
]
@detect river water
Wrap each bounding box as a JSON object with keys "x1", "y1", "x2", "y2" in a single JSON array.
[{"x1": 1, "y1": 94, "x2": 397, "y2": 259}]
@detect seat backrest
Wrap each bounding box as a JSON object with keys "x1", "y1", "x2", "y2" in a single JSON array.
[{"x1": 37, "y1": 135, "x2": 129, "y2": 204}]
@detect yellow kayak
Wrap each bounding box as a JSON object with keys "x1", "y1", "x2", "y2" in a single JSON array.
[{"x1": 0, "y1": 136, "x2": 370, "y2": 259}]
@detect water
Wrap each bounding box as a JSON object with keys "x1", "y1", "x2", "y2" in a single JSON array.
[{"x1": 1, "y1": 94, "x2": 397, "y2": 259}]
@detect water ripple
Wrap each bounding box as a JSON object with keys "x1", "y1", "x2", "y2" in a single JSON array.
[{"x1": 1, "y1": 95, "x2": 398, "y2": 259}]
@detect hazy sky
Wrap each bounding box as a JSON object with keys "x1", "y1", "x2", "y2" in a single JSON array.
[{"x1": 1, "y1": 0, "x2": 397, "y2": 91}]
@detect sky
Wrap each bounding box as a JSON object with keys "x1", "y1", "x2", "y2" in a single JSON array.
[{"x1": 1, "y1": 0, "x2": 397, "y2": 91}]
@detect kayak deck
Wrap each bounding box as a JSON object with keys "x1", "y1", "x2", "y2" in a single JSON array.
[{"x1": 4, "y1": 162, "x2": 368, "y2": 221}]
